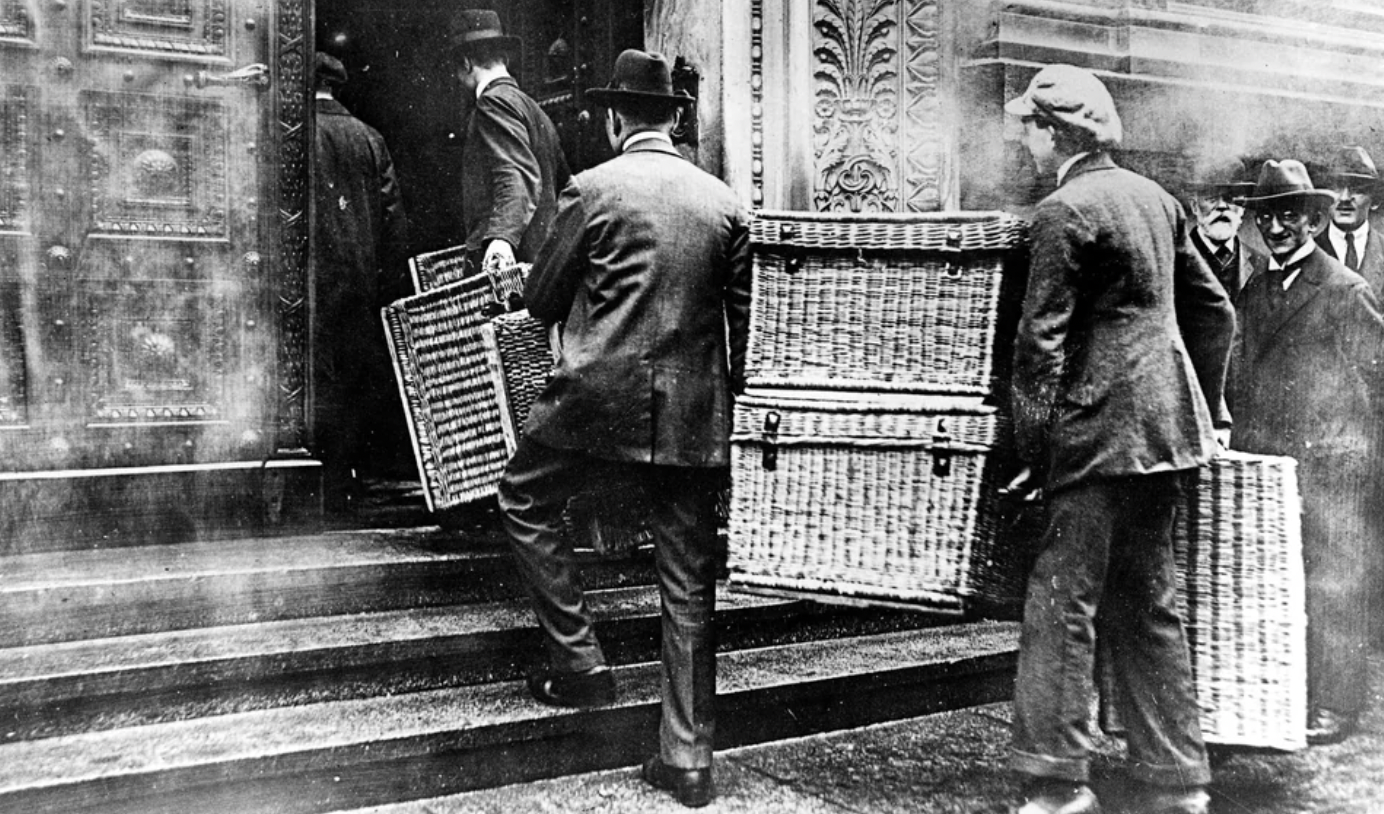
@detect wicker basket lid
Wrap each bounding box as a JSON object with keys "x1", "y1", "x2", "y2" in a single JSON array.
[{"x1": 750, "y1": 210, "x2": 1028, "y2": 253}]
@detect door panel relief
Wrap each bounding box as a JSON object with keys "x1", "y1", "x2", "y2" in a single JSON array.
[{"x1": 87, "y1": 0, "x2": 230, "y2": 59}]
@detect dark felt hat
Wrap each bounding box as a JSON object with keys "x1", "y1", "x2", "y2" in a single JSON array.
[
  {"x1": 586, "y1": 49, "x2": 693, "y2": 109},
  {"x1": 1004, "y1": 64, "x2": 1122, "y2": 148},
  {"x1": 1186, "y1": 154, "x2": 1255, "y2": 199},
  {"x1": 1243, "y1": 159, "x2": 1337, "y2": 209},
  {"x1": 1325, "y1": 145, "x2": 1383, "y2": 192},
  {"x1": 314, "y1": 51, "x2": 348, "y2": 87},
  {"x1": 448, "y1": 9, "x2": 520, "y2": 56}
]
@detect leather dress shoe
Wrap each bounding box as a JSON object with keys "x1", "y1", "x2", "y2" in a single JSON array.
[
  {"x1": 1306, "y1": 707, "x2": 1358, "y2": 745},
  {"x1": 1139, "y1": 786, "x2": 1210, "y2": 814},
  {"x1": 642, "y1": 755, "x2": 713, "y2": 808},
  {"x1": 525, "y1": 664, "x2": 615, "y2": 708},
  {"x1": 1013, "y1": 780, "x2": 1100, "y2": 814}
]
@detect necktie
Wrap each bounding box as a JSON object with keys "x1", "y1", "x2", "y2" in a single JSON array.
[
  {"x1": 1214, "y1": 246, "x2": 1234, "y2": 271},
  {"x1": 1345, "y1": 231, "x2": 1360, "y2": 271}
]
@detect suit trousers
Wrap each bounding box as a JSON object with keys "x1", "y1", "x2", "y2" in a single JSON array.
[
  {"x1": 1010, "y1": 473, "x2": 1210, "y2": 787},
  {"x1": 498, "y1": 437, "x2": 722, "y2": 769}
]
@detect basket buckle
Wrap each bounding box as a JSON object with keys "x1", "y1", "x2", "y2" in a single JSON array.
[
  {"x1": 931, "y1": 417, "x2": 953, "y2": 478},
  {"x1": 785, "y1": 251, "x2": 804, "y2": 275},
  {"x1": 761, "y1": 411, "x2": 780, "y2": 471},
  {"x1": 778, "y1": 223, "x2": 799, "y2": 242}
]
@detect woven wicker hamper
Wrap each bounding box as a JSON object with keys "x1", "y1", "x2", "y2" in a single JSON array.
[
  {"x1": 747, "y1": 210, "x2": 1027, "y2": 396},
  {"x1": 727, "y1": 390, "x2": 1022, "y2": 615},
  {"x1": 1174, "y1": 451, "x2": 1307, "y2": 751}
]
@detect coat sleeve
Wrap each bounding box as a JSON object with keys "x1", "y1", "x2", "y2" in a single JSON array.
[
  {"x1": 723, "y1": 208, "x2": 752, "y2": 395},
  {"x1": 1011, "y1": 199, "x2": 1087, "y2": 468},
  {"x1": 1339, "y1": 281, "x2": 1384, "y2": 423},
  {"x1": 525, "y1": 179, "x2": 586, "y2": 324},
  {"x1": 375, "y1": 136, "x2": 411, "y2": 303},
  {"x1": 472, "y1": 92, "x2": 542, "y2": 250},
  {"x1": 1172, "y1": 202, "x2": 1235, "y2": 427}
]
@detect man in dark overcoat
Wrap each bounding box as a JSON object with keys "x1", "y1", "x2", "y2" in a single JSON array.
[
  {"x1": 1004, "y1": 64, "x2": 1234, "y2": 814},
  {"x1": 1229, "y1": 158, "x2": 1384, "y2": 744},
  {"x1": 1316, "y1": 146, "x2": 1384, "y2": 293},
  {"x1": 311, "y1": 52, "x2": 409, "y2": 511},
  {"x1": 1184, "y1": 154, "x2": 1261, "y2": 301},
  {"x1": 497, "y1": 50, "x2": 750, "y2": 809},
  {"x1": 450, "y1": 10, "x2": 569, "y2": 274}
]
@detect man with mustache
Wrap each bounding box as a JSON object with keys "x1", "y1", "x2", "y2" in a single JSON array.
[
  {"x1": 1229, "y1": 158, "x2": 1384, "y2": 745},
  {"x1": 1185, "y1": 154, "x2": 1260, "y2": 300},
  {"x1": 1317, "y1": 146, "x2": 1384, "y2": 293}
]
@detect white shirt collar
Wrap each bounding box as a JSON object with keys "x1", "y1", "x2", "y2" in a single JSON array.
[
  {"x1": 476, "y1": 73, "x2": 501, "y2": 101},
  {"x1": 1268, "y1": 241, "x2": 1317, "y2": 289},
  {"x1": 1057, "y1": 152, "x2": 1091, "y2": 186},
  {"x1": 1328, "y1": 221, "x2": 1370, "y2": 268},
  {"x1": 622, "y1": 130, "x2": 673, "y2": 152}
]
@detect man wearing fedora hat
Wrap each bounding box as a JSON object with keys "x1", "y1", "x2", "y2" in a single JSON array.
[
  {"x1": 1003, "y1": 64, "x2": 1233, "y2": 814},
  {"x1": 449, "y1": 9, "x2": 568, "y2": 274},
  {"x1": 1184, "y1": 153, "x2": 1261, "y2": 301},
  {"x1": 1317, "y1": 146, "x2": 1384, "y2": 292},
  {"x1": 497, "y1": 49, "x2": 748, "y2": 808},
  {"x1": 1229, "y1": 158, "x2": 1384, "y2": 746},
  {"x1": 311, "y1": 51, "x2": 410, "y2": 512}
]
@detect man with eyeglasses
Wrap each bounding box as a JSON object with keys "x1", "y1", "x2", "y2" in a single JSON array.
[
  {"x1": 1184, "y1": 154, "x2": 1261, "y2": 301},
  {"x1": 1316, "y1": 146, "x2": 1384, "y2": 293},
  {"x1": 1229, "y1": 158, "x2": 1384, "y2": 746}
]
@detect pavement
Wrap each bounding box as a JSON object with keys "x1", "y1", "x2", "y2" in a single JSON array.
[{"x1": 345, "y1": 650, "x2": 1384, "y2": 814}]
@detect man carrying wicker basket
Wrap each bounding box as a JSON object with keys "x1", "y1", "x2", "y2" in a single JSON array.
[
  {"x1": 1003, "y1": 64, "x2": 1236, "y2": 814},
  {"x1": 496, "y1": 50, "x2": 751, "y2": 809}
]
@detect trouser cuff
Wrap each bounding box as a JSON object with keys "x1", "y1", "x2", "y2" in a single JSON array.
[{"x1": 1009, "y1": 748, "x2": 1088, "y2": 783}]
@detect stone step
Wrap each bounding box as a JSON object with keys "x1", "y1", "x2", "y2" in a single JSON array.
[
  {"x1": 0, "y1": 527, "x2": 657, "y2": 647},
  {"x1": 4, "y1": 585, "x2": 943, "y2": 739},
  {"x1": 0, "y1": 621, "x2": 1019, "y2": 814}
]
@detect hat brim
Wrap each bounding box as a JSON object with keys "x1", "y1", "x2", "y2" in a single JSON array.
[
  {"x1": 1243, "y1": 189, "x2": 1338, "y2": 208},
  {"x1": 451, "y1": 33, "x2": 521, "y2": 55},
  {"x1": 1328, "y1": 172, "x2": 1384, "y2": 191},
  {"x1": 1004, "y1": 96, "x2": 1037, "y2": 117},
  {"x1": 586, "y1": 87, "x2": 694, "y2": 108},
  {"x1": 1188, "y1": 182, "x2": 1256, "y2": 196}
]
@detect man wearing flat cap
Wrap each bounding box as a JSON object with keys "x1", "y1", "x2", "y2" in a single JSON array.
[
  {"x1": 311, "y1": 51, "x2": 409, "y2": 512},
  {"x1": 1185, "y1": 153, "x2": 1261, "y2": 301},
  {"x1": 449, "y1": 9, "x2": 569, "y2": 274},
  {"x1": 1228, "y1": 158, "x2": 1384, "y2": 746},
  {"x1": 1003, "y1": 64, "x2": 1233, "y2": 814},
  {"x1": 1317, "y1": 146, "x2": 1384, "y2": 292},
  {"x1": 498, "y1": 49, "x2": 749, "y2": 809}
]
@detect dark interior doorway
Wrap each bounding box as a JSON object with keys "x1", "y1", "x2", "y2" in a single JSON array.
[{"x1": 310, "y1": 1, "x2": 643, "y2": 489}]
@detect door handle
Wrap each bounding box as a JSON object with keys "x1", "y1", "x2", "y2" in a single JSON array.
[{"x1": 191, "y1": 63, "x2": 270, "y2": 90}]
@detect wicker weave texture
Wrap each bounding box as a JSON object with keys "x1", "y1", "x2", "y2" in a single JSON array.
[
  {"x1": 752, "y1": 210, "x2": 1028, "y2": 253},
  {"x1": 383, "y1": 276, "x2": 509, "y2": 512},
  {"x1": 408, "y1": 245, "x2": 470, "y2": 294},
  {"x1": 727, "y1": 394, "x2": 1011, "y2": 614},
  {"x1": 1174, "y1": 453, "x2": 1306, "y2": 751},
  {"x1": 746, "y1": 250, "x2": 1007, "y2": 394},
  {"x1": 487, "y1": 309, "x2": 553, "y2": 434}
]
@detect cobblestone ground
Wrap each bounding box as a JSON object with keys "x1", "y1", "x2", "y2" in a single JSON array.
[{"x1": 357, "y1": 652, "x2": 1384, "y2": 814}]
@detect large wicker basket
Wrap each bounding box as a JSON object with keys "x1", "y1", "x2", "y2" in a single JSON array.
[
  {"x1": 408, "y1": 244, "x2": 470, "y2": 294},
  {"x1": 746, "y1": 211, "x2": 1026, "y2": 396},
  {"x1": 727, "y1": 389, "x2": 1018, "y2": 615},
  {"x1": 1175, "y1": 451, "x2": 1306, "y2": 751}
]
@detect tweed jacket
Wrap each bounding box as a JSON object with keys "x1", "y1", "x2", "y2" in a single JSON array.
[
  {"x1": 312, "y1": 97, "x2": 409, "y2": 385},
  {"x1": 460, "y1": 77, "x2": 570, "y2": 262},
  {"x1": 1317, "y1": 214, "x2": 1384, "y2": 295},
  {"x1": 1012, "y1": 152, "x2": 1235, "y2": 492},
  {"x1": 523, "y1": 138, "x2": 752, "y2": 468},
  {"x1": 1228, "y1": 245, "x2": 1384, "y2": 467},
  {"x1": 1190, "y1": 230, "x2": 1259, "y2": 302}
]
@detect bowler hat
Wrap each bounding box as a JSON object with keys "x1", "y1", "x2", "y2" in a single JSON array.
[
  {"x1": 1186, "y1": 154, "x2": 1255, "y2": 200},
  {"x1": 586, "y1": 49, "x2": 693, "y2": 109},
  {"x1": 1326, "y1": 145, "x2": 1383, "y2": 193},
  {"x1": 1242, "y1": 159, "x2": 1337, "y2": 209},
  {"x1": 448, "y1": 9, "x2": 520, "y2": 56},
  {"x1": 1004, "y1": 64, "x2": 1122, "y2": 148},
  {"x1": 314, "y1": 51, "x2": 348, "y2": 87}
]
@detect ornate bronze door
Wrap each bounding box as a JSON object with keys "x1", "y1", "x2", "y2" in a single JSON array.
[{"x1": 0, "y1": 0, "x2": 307, "y2": 480}]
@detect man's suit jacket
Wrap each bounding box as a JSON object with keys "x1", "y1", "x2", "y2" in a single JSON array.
[
  {"x1": 461, "y1": 77, "x2": 570, "y2": 262},
  {"x1": 523, "y1": 138, "x2": 752, "y2": 468},
  {"x1": 1190, "y1": 230, "x2": 1259, "y2": 302},
  {"x1": 1012, "y1": 152, "x2": 1235, "y2": 492},
  {"x1": 1316, "y1": 215, "x2": 1384, "y2": 295},
  {"x1": 1229, "y1": 245, "x2": 1384, "y2": 468}
]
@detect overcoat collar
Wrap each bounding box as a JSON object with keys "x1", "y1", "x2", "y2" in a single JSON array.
[
  {"x1": 622, "y1": 137, "x2": 682, "y2": 159},
  {"x1": 1057, "y1": 151, "x2": 1117, "y2": 187}
]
